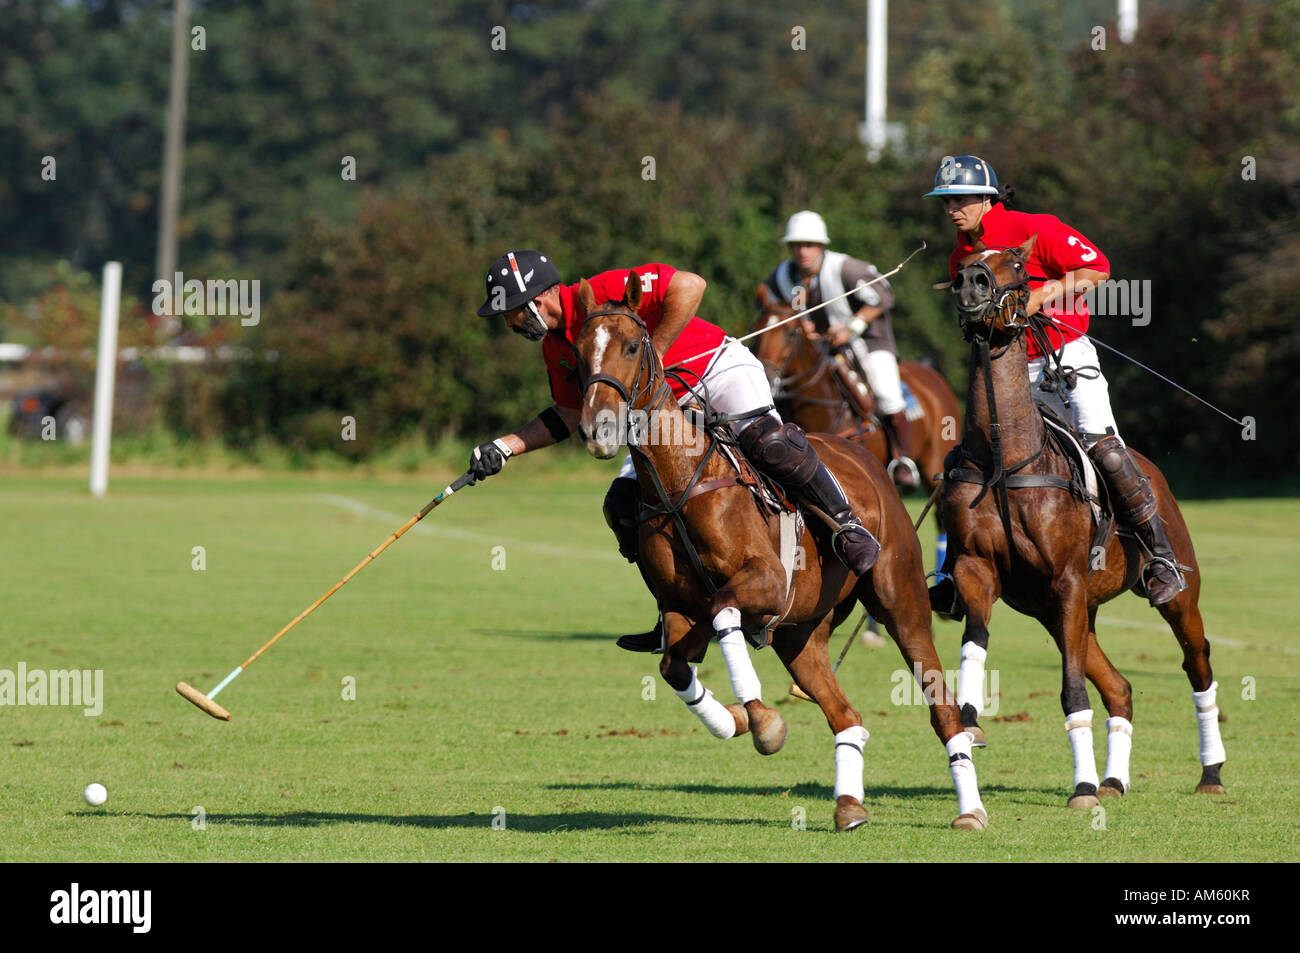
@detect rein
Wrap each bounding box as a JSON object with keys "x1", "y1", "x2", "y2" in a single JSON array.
[{"x1": 580, "y1": 306, "x2": 757, "y2": 598}]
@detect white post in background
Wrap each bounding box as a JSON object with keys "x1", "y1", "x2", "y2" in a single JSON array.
[
  {"x1": 90, "y1": 261, "x2": 122, "y2": 498},
  {"x1": 863, "y1": 0, "x2": 887, "y2": 162},
  {"x1": 1118, "y1": 0, "x2": 1138, "y2": 44}
]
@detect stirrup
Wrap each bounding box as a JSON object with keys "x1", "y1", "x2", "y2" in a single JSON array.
[
  {"x1": 1140, "y1": 556, "x2": 1187, "y2": 606},
  {"x1": 831, "y1": 519, "x2": 881, "y2": 575},
  {"x1": 887, "y1": 456, "x2": 922, "y2": 489}
]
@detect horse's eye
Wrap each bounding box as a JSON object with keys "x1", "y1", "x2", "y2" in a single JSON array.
[{"x1": 624, "y1": 339, "x2": 640, "y2": 357}]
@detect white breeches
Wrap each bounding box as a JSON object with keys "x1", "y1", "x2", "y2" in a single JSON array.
[
  {"x1": 1028, "y1": 336, "x2": 1120, "y2": 447},
  {"x1": 846, "y1": 340, "x2": 905, "y2": 415}
]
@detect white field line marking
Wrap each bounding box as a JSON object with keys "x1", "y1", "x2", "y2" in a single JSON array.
[
  {"x1": 317, "y1": 494, "x2": 625, "y2": 563},
  {"x1": 1096, "y1": 614, "x2": 1299, "y2": 654}
]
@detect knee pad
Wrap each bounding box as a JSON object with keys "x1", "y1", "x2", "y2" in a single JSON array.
[{"x1": 739, "y1": 416, "x2": 820, "y2": 486}]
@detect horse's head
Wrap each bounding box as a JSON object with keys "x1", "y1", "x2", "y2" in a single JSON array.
[
  {"x1": 750, "y1": 283, "x2": 820, "y2": 394},
  {"x1": 573, "y1": 275, "x2": 663, "y2": 459},
  {"x1": 945, "y1": 234, "x2": 1036, "y2": 344}
]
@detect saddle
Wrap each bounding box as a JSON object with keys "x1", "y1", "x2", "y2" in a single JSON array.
[
  {"x1": 942, "y1": 402, "x2": 1143, "y2": 591},
  {"x1": 633, "y1": 389, "x2": 804, "y2": 650}
]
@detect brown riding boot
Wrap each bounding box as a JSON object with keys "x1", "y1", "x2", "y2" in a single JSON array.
[
  {"x1": 832, "y1": 353, "x2": 875, "y2": 420},
  {"x1": 1089, "y1": 435, "x2": 1187, "y2": 606},
  {"x1": 882, "y1": 410, "x2": 921, "y2": 491}
]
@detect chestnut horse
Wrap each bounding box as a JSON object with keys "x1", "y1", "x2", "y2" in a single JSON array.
[
  {"x1": 572, "y1": 276, "x2": 987, "y2": 831},
  {"x1": 937, "y1": 237, "x2": 1226, "y2": 807}
]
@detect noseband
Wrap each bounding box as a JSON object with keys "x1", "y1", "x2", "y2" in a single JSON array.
[{"x1": 953, "y1": 257, "x2": 1030, "y2": 343}]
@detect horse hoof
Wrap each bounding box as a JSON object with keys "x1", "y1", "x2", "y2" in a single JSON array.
[
  {"x1": 1067, "y1": 794, "x2": 1100, "y2": 809},
  {"x1": 724, "y1": 703, "x2": 750, "y2": 737},
  {"x1": 1097, "y1": 778, "x2": 1126, "y2": 798},
  {"x1": 834, "y1": 796, "x2": 868, "y2": 832},
  {"x1": 788, "y1": 682, "x2": 814, "y2": 702},
  {"x1": 965, "y1": 725, "x2": 987, "y2": 748},
  {"x1": 747, "y1": 702, "x2": 787, "y2": 755},
  {"x1": 1195, "y1": 783, "x2": 1226, "y2": 795},
  {"x1": 951, "y1": 808, "x2": 988, "y2": 830}
]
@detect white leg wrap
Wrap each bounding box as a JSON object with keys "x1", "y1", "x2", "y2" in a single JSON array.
[
  {"x1": 716, "y1": 628, "x2": 761, "y2": 704},
  {"x1": 956, "y1": 642, "x2": 987, "y2": 714},
  {"x1": 1104, "y1": 716, "x2": 1133, "y2": 791},
  {"x1": 833, "y1": 725, "x2": 869, "y2": 802},
  {"x1": 675, "y1": 667, "x2": 736, "y2": 739},
  {"x1": 946, "y1": 731, "x2": 984, "y2": 817},
  {"x1": 1065, "y1": 709, "x2": 1099, "y2": 789},
  {"x1": 1192, "y1": 681, "x2": 1227, "y2": 765}
]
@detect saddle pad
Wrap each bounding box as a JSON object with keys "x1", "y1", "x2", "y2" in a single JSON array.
[
  {"x1": 902, "y1": 380, "x2": 924, "y2": 421},
  {"x1": 1040, "y1": 413, "x2": 1102, "y2": 527}
]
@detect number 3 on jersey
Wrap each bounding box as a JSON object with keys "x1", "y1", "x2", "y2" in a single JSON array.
[{"x1": 1066, "y1": 235, "x2": 1098, "y2": 262}]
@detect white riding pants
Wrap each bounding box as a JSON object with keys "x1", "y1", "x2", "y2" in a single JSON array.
[
  {"x1": 847, "y1": 339, "x2": 905, "y2": 415},
  {"x1": 1027, "y1": 336, "x2": 1120, "y2": 447}
]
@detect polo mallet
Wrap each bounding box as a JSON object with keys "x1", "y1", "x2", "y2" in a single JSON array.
[{"x1": 176, "y1": 471, "x2": 476, "y2": 720}]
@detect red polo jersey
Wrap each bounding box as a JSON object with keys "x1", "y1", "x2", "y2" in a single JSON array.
[
  {"x1": 542, "y1": 263, "x2": 727, "y2": 409},
  {"x1": 948, "y1": 202, "x2": 1111, "y2": 358}
]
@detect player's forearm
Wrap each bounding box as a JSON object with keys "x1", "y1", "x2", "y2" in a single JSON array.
[
  {"x1": 1028, "y1": 268, "x2": 1109, "y2": 316},
  {"x1": 498, "y1": 404, "x2": 580, "y2": 455},
  {"x1": 653, "y1": 271, "x2": 706, "y2": 355}
]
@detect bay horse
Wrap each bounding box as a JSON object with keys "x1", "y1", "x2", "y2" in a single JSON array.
[
  {"x1": 937, "y1": 236, "x2": 1226, "y2": 807},
  {"x1": 572, "y1": 276, "x2": 988, "y2": 831}
]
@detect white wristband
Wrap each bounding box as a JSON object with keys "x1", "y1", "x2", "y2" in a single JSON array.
[{"x1": 492, "y1": 437, "x2": 514, "y2": 459}]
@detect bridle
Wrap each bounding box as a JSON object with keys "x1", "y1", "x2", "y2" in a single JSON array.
[
  {"x1": 952, "y1": 254, "x2": 1030, "y2": 344},
  {"x1": 579, "y1": 307, "x2": 672, "y2": 415}
]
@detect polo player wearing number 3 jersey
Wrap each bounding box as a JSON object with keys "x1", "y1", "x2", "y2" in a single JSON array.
[
  {"x1": 469, "y1": 251, "x2": 883, "y2": 673},
  {"x1": 925, "y1": 155, "x2": 1186, "y2": 607}
]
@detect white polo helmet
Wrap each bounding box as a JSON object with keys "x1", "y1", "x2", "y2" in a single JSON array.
[{"x1": 781, "y1": 210, "x2": 830, "y2": 245}]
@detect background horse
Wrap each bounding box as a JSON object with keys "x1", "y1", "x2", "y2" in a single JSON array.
[
  {"x1": 573, "y1": 276, "x2": 987, "y2": 831},
  {"x1": 751, "y1": 283, "x2": 961, "y2": 498},
  {"x1": 938, "y1": 237, "x2": 1226, "y2": 808},
  {"x1": 751, "y1": 285, "x2": 960, "y2": 576}
]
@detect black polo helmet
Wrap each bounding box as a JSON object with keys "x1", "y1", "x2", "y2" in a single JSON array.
[
  {"x1": 477, "y1": 249, "x2": 562, "y2": 317},
  {"x1": 923, "y1": 155, "x2": 999, "y2": 198}
]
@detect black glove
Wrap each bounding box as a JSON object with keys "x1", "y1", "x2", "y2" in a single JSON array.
[{"x1": 469, "y1": 438, "x2": 513, "y2": 484}]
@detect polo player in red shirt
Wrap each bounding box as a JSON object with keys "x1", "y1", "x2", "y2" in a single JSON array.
[{"x1": 926, "y1": 155, "x2": 1186, "y2": 606}]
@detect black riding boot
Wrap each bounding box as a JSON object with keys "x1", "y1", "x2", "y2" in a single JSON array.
[
  {"x1": 739, "y1": 415, "x2": 881, "y2": 575},
  {"x1": 604, "y1": 477, "x2": 663, "y2": 653},
  {"x1": 1089, "y1": 435, "x2": 1186, "y2": 606}
]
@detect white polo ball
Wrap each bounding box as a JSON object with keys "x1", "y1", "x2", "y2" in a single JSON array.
[{"x1": 82, "y1": 783, "x2": 108, "y2": 806}]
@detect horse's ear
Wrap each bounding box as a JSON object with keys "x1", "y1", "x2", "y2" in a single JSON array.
[
  {"x1": 1017, "y1": 233, "x2": 1038, "y2": 258},
  {"x1": 623, "y1": 271, "x2": 644, "y2": 312},
  {"x1": 932, "y1": 280, "x2": 953, "y2": 291},
  {"x1": 755, "y1": 282, "x2": 774, "y2": 309},
  {"x1": 971, "y1": 240, "x2": 988, "y2": 254},
  {"x1": 576, "y1": 278, "x2": 596, "y2": 318}
]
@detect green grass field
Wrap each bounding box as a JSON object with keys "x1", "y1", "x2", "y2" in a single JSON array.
[{"x1": 2, "y1": 464, "x2": 1297, "y2": 861}]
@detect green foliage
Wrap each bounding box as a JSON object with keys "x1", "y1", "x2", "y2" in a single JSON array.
[{"x1": 1, "y1": 0, "x2": 1296, "y2": 478}]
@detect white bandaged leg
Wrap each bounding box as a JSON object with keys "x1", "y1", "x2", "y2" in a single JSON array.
[
  {"x1": 956, "y1": 642, "x2": 987, "y2": 715},
  {"x1": 833, "y1": 725, "x2": 869, "y2": 803},
  {"x1": 716, "y1": 626, "x2": 761, "y2": 704},
  {"x1": 946, "y1": 731, "x2": 984, "y2": 817},
  {"x1": 675, "y1": 667, "x2": 736, "y2": 739},
  {"x1": 1192, "y1": 681, "x2": 1227, "y2": 765},
  {"x1": 1104, "y1": 716, "x2": 1133, "y2": 791},
  {"x1": 1065, "y1": 709, "x2": 1099, "y2": 790}
]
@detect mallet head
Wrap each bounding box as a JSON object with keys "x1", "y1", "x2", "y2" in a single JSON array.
[{"x1": 176, "y1": 681, "x2": 232, "y2": 721}]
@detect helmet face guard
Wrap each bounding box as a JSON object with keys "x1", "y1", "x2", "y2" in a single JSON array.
[{"x1": 923, "y1": 155, "x2": 999, "y2": 198}]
